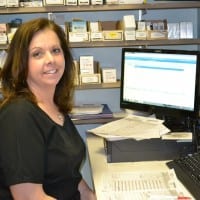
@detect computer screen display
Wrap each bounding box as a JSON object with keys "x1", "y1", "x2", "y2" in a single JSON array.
[{"x1": 120, "y1": 48, "x2": 200, "y2": 118}]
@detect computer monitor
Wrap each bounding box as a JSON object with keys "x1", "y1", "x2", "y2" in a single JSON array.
[{"x1": 120, "y1": 48, "x2": 200, "y2": 128}]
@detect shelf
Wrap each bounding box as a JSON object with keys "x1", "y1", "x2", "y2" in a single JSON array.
[
  {"x1": 72, "y1": 117, "x2": 117, "y2": 125},
  {"x1": 0, "y1": 2, "x2": 200, "y2": 14},
  {"x1": 1, "y1": 39, "x2": 199, "y2": 50},
  {"x1": 70, "y1": 39, "x2": 200, "y2": 48},
  {"x1": 75, "y1": 81, "x2": 120, "y2": 90}
]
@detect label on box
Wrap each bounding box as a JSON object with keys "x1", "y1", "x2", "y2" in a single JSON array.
[
  {"x1": 147, "y1": 31, "x2": 167, "y2": 40},
  {"x1": 65, "y1": 0, "x2": 77, "y2": 5},
  {"x1": 124, "y1": 30, "x2": 136, "y2": 40},
  {"x1": 0, "y1": 33, "x2": 7, "y2": 44},
  {"x1": 135, "y1": 31, "x2": 147, "y2": 40},
  {"x1": 103, "y1": 31, "x2": 123, "y2": 41},
  {"x1": 6, "y1": 0, "x2": 19, "y2": 7},
  {"x1": 102, "y1": 68, "x2": 117, "y2": 83},
  {"x1": 90, "y1": 32, "x2": 104, "y2": 41},
  {"x1": 78, "y1": 0, "x2": 89, "y2": 5},
  {"x1": 71, "y1": 21, "x2": 87, "y2": 32},
  {"x1": 80, "y1": 74, "x2": 101, "y2": 84},
  {"x1": 80, "y1": 56, "x2": 94, "y2": 74},
  {"x1": 0, "y1": 0, "x2": 6, "y2": 6},
  {"x1": 45, "y1": 0, "x2": 63, "y2": 5},
  {"x1": 91, "y1": 0, "x2": 102, "y2": 4},
  {"x1": 69, "y1": 32, "x2": 89, "y2": 42}
]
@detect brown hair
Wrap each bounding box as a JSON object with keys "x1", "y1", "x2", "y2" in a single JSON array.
[{"x1": 0, "y1": 18, "x2": 75, "y2": 114}]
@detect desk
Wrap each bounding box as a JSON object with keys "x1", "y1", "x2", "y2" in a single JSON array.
[{"x1": 86, "y1": 133, "x2": 194, "y2": 200}]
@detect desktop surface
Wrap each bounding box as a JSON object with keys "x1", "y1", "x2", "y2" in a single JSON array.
[{"x1": 86, "y1": 133, "x2": 195, "y2": 200}]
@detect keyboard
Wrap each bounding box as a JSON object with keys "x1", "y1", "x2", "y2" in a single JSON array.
[{"x1": 167, "y1": 152, "x2": 200, "y2": 199}]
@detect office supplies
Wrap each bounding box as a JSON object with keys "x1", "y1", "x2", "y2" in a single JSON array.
[
  {"x1": 167, "y1": 152, "x2": 200, "y2": 199},
  {"x1": 100, "y1": 169, "x2": 182, "y2": 200},
  {"x1": 71, "y1": 104, "x2": 103, "y2": 115}
]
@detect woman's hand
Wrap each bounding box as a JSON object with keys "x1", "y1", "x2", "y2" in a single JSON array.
[
  {"x1": 78, "y1": 179, "x2": 97, "y2": 200},
  {"x1": 10, "y1": 183, "x2": 57, "y2": 200}
]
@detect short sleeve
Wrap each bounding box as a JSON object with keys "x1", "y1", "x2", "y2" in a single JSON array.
[{"x1": 0, "y1": 100, "x2": 46, "y2": 186}]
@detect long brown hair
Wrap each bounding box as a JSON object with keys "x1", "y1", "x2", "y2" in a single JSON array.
[{"x1": 0, "y1": 18, "x2": 75, "y2": 114}]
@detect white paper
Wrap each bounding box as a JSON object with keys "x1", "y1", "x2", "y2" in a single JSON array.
[
  {"x1": 88, "y1": 115, "x2": 170, "y2": 140},
  {"x1": 100, "y1": 170, "x2": 181, "y2": 200}
]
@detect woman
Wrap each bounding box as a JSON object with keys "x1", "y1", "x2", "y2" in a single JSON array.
[{"x1": 0, "y1": 18, "x2": 96, "y2": 200}]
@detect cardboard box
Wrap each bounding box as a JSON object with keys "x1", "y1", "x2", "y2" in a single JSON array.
[
  {"x1": 147, "y1": 30, "x2": 168, "y2": 40},
  {"x1": 6, "y1": 0, "x2": 19, "y2": 7},
  {"x1": 119, "y1": 0, "x2": 143, "y2": 3},
  {"x1": 78, "y1": 0, "x2": 89, "y2": 5},
  {"x1": 102, "y1": 68, "x2": 117, "y2": 83},
  {"x1": 101, "y1": 21, "x2": 123, "y2": 41},
  {"x1": 68, "y1": 32, "x2": 90, "y2": 42},
  {"x1": 135, "y1": 30, "x2": 146, "y2": 40},
  {"x1": 89, "y1": 21, "x2": 104, "y2": 41},
  {"x1": 65, "y1": 0, "x2": 77, "y2": 5},
  {"x1": 80, "y1": 56, "x2": 94, "y2": 74}
]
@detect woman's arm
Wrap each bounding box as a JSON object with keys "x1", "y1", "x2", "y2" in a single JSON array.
[
  {"x1": 78, "y1": 179, "x2": 97, "y2": 200},
  {"x1": 10, "y1": 183, "x2": 57, "y2": 200}
]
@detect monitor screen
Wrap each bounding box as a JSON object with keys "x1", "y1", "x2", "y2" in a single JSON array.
[{"x1": 120, "y1": 48, "x2": 200, "y2": 119}]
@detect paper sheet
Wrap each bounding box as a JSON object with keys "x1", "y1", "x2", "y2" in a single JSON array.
[
  {"x1": 100, "y1": 170, "x2": 182, "y2": 200},
  {"x1": 88, "y1": 115, "x2": 170, "y2": 140}
]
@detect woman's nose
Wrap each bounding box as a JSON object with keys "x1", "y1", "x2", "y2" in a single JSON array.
[{"x1": 45, "y1": 52, "x2": 54, "y2": 64}]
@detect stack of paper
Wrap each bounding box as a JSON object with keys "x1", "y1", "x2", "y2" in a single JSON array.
[
  {"x1": 88, "y1": 115, "x2": 170, "y2": 140},
  {"x1": 70, "y1": 104, "x2": 113, "y2": 120}
]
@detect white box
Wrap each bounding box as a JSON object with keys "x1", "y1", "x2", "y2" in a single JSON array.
[
  {"x1": 80, "y1": 73, "x2": 101, "y2": 84},
  {"x1": 78, "y1": 0, "x2": 89, "y2": 5},
  {"x1": 0, "y1": 32, "x2": 7, "y2": 44},
  {"x1": 186, "y1": 22, "x2": 193, "y2": 39},
  {"x1": 119, "y1": 0, "x2": 143, "y2": 4},
  {"x1": 124, "y1": 30, "x2": 136, "y2": 40},
  {"x1": 91, "y1": 0, "x2": 102, "y2": 4},
  {"x1": 90, "y1": 32, "x2": 104, "y2": 41},
  {"x1": 102, "y1": 68, "x2": 117, "y2": 83},
  {"x1": 80, "y1": 56, "x2": 94, "y2": 74},
  {"x1": 68, "y1": 32, "x2": 89, "y2": 42},
  {"x1": 123, "y1": 15, "x2": 136, "y2": 30},
  {"x1": 168, "y1": 23, "x2": 180, "y2": 39},
  {"x1": 6, "y1": 0, "x2": 19, "y2": 7},
  {"x1": 45, "y1": 0, "x2": 63, "y2": 5},
  {"x1": 65, "y1": 0, "x2": 77, "y2": 5},
  {"x1": 180, "y1": 22, "x2": 187, "y2": 39},
  {"x1": 135, "y1": 30, "x2": 147, "y2": 40},
  {"x1": 0, "y1": 0, "x2": 6, "y2": 6}
]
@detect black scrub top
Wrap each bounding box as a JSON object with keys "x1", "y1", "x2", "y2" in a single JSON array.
[{"x1": 0, "y1": 98, "x2": 85, "y2": 200}]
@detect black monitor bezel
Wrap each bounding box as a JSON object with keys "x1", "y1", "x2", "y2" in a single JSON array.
[{"x1": 120, "y1": 48, "x2": 200, "y2": 118}]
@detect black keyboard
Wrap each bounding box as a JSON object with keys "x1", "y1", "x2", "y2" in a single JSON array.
[{"x1": 167, "y1": 152, "x2": 200, "y2": 199}]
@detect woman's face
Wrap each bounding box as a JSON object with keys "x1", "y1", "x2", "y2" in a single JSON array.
[{"x1": 27, "y1": 28, "x2": 65, "y2": 91}]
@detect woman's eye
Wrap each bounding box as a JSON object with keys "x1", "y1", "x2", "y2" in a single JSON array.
[
  {"x1": 32, "y1": 51, "x2": 43, "y2": 58},
  {"x1": 52, "y1": 48, "x2": 61, "y2": 54}
]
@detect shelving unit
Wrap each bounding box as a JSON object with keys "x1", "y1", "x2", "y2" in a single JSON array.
[
  {"x1": 0, "y1": 1, "x2": 200, "y2": 90},
  {"x1": 76, "y1": 80, "x2": 120, "y2": 90},
  {"x1": 0, "y1": 2, "x2": 200, "y2": 14}
]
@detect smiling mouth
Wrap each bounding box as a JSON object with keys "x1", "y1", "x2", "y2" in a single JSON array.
[{"x1": 44, "y1": 69, "x2": 57, "y2": 74}]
